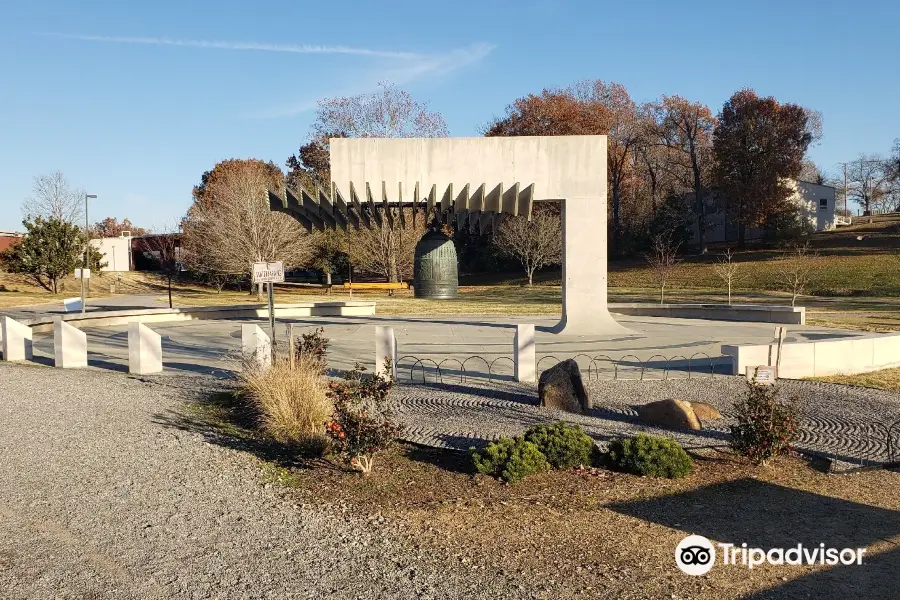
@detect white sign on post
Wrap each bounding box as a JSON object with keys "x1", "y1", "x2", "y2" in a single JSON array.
[
  {"x1": 252, "y1": 262, "x2": 284, "y2": 364},
  {"x1": 74, "y1": 268, "x2": 91, "y2": 279},
  {"x1": 252, "y1": 262, "x2": 285, "y2": 284},
  {"x1": 746, "y1": 365, "x2": 777, "y2": 385}
]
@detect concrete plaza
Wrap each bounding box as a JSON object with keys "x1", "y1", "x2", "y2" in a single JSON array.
[{"x1": 23, "y1": 313, "x2": 863, "y2": 378}]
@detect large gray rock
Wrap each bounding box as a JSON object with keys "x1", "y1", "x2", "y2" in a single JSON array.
[{"x1": 538, "y1": 359, "x2": 591, "y2": 413}]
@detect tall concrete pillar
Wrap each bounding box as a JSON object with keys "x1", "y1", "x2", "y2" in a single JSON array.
[
  {"x1": 241, "y1": 324, "x2": 272, "y2": 370},
  {"x1": 128, "y1": 322, "x2": 163, "y2": 375},
  {"x1": 514, "y1": 324, "x2": 536, "y2": 382},
  {"x1": 553, "y1": 197, "x2": 631, "y2": 336},
  {"x1": 374, "y1": 325, "x2": 398, "y2": 380},
  {"x1": 1, "y1": 317, "x2": 33, "y2": 362},
  {"x1": 53, "y1": 320, "x2": 88, "y2": 368}
]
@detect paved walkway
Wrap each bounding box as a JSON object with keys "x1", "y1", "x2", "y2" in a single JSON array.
[
  {"x1": 0, "y1": 363, "x2": 519, "y2": 599},
  {"x1": 392, "y1": 378, "x2": 900, "y2": 470},
  {"x1": 18, "y1": 313, "x2": 869, "y2": 377}
]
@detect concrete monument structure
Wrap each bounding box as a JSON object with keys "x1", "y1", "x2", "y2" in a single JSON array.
[
  {"x1": 271, "y1": 136, "x2": 628, "y2": 336},
  {"x1": 53, "y1": 320, "x2": 88, "y2": 368},
  {"x1": 1, "y1": 317, "x2": 33, "y2": 362},
  {"x1": 241, "y1": 324, "x2": 272, "y2": 370},
  {"x1": 128, "y1": 322, "x2": 163, "y2": 375}
]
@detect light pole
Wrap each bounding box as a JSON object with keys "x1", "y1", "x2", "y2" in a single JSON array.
[{"x1": 82, "y1": 194, "x2": 97, "y2": 313}]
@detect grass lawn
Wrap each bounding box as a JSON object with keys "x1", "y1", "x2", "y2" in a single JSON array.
[
  {"x1": 808, "y1": 367, "x2": 900, "y2": 393},
  {"x1": 176, "y1": 388, "x2": 900, "y2": 600},
  {"x1": 3, "y1": 219, "x2": 899, "y2": 331}
]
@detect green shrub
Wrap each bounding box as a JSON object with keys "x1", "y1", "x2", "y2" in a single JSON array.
[
  {"x1": 524, "y1": 422, "x2": 597, "y2": 469},
  {"x1": 730, "y1": 380, "x2": 800, "y2": 465},
  {"x1": 470, "y1": 437, "x2": 550, "y2": 483},
  {"x1": 605, "y1": 434, "x2": 693, "y2": 478}
]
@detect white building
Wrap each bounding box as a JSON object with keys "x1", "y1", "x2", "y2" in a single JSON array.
[
  {"x1": 90, "y1": 234, "x2": 133, "y2": 272},
  {"x1": 694, "y1": 179, "x2": 836, "y2": 245}
]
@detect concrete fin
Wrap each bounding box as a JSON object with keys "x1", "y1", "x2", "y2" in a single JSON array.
[
  {"x1": 366, "y1": 182, "x2": 383, "y2": 228},
  {"x1": 518, "y1": 184, "x2": 535, "y2": 220},
  {"x1": 381, "y1": 181, "x2": 394, "y2": 229},
  {"x1": 502, "y1": 182, "x2": 520, "y2": 217},
  {"x1": 349, "y1": 182, "x2": 371, "y2": 229},
  {"x1": 397, "y1": 182, "x2": 406, "y2": 228}
]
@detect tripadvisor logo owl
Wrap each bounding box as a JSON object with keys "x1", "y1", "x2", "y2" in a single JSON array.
[
  {"x1": 676, "y1": 535, "x2": 716, "y2": 575},
  {"x1": 675, "y1": 535, "x2": 868, "y2": 575}
]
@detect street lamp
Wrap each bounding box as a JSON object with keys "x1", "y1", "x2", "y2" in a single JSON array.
[{"x1": 81, "y1": 194, "x2": 97, "y2": 314}]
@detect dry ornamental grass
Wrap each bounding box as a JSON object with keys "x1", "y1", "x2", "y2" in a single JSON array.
[{"x1": 238, "y1": 356, "x2": 332, "y2": 447}]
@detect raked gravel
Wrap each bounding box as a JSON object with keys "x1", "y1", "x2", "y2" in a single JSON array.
[{"x1": 0, "y1": 363, "x2": 523, "y2": 600}]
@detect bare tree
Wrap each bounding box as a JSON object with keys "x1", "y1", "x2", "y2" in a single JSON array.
[
  {"x1": 183, "y1": 159, "x2": 311, "y2": 300},
  {"x1": 712, "y1": 248, "x2": 741, "y2": 305},
  {"x1": 493, "y1": 207, "x2": 562, "y2": 286},
  {"x1": 348, "y1": 209, "x2": 425, "y2": 283},
  {"x1": 22, "y1": 171, "x2": 86, "y2": 224},
  {"x1": 776, "y1": 243, "x2": 818, "y2": 307},
  {"x1": 846, "y1": 155, "x2": 893, "y2": 214},
  {"x1": 644, "y1": 233, "x2": 681, "y2": 304},
  {"x1": 137, "y1": 224, "x2": 182, "y2": 309}
]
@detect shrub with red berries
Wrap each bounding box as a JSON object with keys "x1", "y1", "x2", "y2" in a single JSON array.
[
  {"x1": 325, "y1": 361, "x2": 401, "y2": 475},
  {"x1": 730, "y1": 379, "x2": 801, "y2": 465}
]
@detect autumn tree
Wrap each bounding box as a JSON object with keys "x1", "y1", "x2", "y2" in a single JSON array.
[
  {"x1": 1, "y1": 217, "x2": 105, "y2": 293},
  {"x1": 183, "y1": 159, "x2": 311, "y2": 299},
  {"x1": 93, "y1": 217, "x2": 147, "y2": 238},
  {"x1": 137, "y1": 225, "x2": 181, "y2": 308},
  {"x1": 644, "y1": 96, "x2": 716, "y2": 250},
  {"x1": 485, "y1": 82, "x2": 641, "y2": 255},
  {"x1": 21, "y1": 171, "x2": 86, "y2": 224},
  {"x1": 713, "y1": 90, "x2": 814, "y2": 245},
  {"x1": 493, "y1": 205, "x2": 562, "y2": 286}
]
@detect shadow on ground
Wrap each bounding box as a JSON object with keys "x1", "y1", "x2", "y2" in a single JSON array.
[{"x1": 607, "y1": 477, "x2": 900, "y2": 598}]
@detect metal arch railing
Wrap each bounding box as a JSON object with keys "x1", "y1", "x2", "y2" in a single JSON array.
[{"x1": 394, "y1": 352, "x2": 732, "y2": 385}]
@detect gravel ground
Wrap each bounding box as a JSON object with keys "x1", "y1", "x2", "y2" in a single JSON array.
[
  {"x1": 0, "y1": 362, "x2": 523, "y2": 600},
  {"x1": 392, "y1": 376, "x2": 900, "y2": 468}
]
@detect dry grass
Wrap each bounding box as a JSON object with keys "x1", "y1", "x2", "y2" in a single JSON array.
[
  {"x1": 808, "y1": 367, "x2": 900, "y2": 392},
  {"x1": 237, "y1": 356, "x2": 333, "y2": 446}
]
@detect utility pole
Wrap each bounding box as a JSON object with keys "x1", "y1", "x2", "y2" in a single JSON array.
[{"x1": 81, "y1": 194, "x2": 97, "y2": 314}]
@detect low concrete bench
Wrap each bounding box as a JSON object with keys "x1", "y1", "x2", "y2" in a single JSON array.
[{"x1": 609, "y1": 303, "x2": 805, "y2": 325}]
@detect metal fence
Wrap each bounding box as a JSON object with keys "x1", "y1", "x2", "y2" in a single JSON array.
[{"x1": 395, "y1": 352, "x2": 732, "y2": 385}]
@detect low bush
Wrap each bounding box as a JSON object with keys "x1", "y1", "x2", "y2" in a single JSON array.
[
  {"x1": 326, "y1": 362, "x2": 401, "y2": 475},
  {"x1": 470, "y1": 437, "x2": 551, "y2": 483},
  {"x1": 604, "y1": 434, "x2": 693, "y2": 478},
  {"x1": 293, "y1": 327, "x2": 328, "y2": 372},
  {"x1": 524, "y1": 422, "x2": 597, "y2": 469},
  {"x1": 730, "y1": 380, "x2": 800, "y2": 465},
  {"x1": 238, "y1": 356, "x2": 332, "y2": 451}
]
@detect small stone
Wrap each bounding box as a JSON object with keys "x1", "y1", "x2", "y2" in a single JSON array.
[{"x1": 538, "y1": 359, "x2": 591, "y2": 413}]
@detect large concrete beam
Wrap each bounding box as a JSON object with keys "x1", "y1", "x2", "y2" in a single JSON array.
[
  {"x1": 330, "y1": 136, "x2": 630, "y2": 336},
  {"x1": 1, "y1": 317, "x2": 33, "y2": 362},
  {"x1": 53, "y1": 320, "x2": 87, "y2": 368},
  {"x1": 128, "y1": 322, "x2": 163, "y2": 375}
]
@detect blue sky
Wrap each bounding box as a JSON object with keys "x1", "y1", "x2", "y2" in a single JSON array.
[{"x1": 1, "y1": 0, "x2": 898, "y2": 231}]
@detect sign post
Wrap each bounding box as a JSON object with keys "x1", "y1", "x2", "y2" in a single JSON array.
[
  {"x1": 75, "y1": 268, "x2": 91, "y2": 314},
  {"x1": 252, "y1": 261, "x2": 285, "y2": 363}
]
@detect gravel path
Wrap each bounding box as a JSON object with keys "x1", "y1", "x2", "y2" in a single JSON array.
[
  {"x1": 392, "y1": 376, "x2": 900, "y2": 468},
  {"x1": 0, "y1": 363, "x2": 519, "y2": 600}
]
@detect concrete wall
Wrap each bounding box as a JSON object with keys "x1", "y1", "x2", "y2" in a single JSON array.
[
  {"x1": 24, "y1": 302, "x2": 377, "y2": 333},
  {"x1": 610, "y1": 303, "x2": 805, "y2": 325},
  {"x1": 722, "y1": 332, "x2": 900, "y2": 378},
  {"x1": 90, "y1": 237, "x2": 131, "y2": 272},
  {"x1": 790, "y1": 180, "x2": 836, "y2": 232}
]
